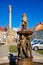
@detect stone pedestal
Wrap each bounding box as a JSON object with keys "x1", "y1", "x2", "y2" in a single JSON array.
[
  {"x1": 18, "y1": 58, "x2": 33, "y2": 65},
  {"x1": 7, "y1": 28, "x2": 15, "y2": 45}
]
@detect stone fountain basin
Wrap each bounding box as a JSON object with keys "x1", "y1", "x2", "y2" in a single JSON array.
[{"x1": 17, "y1": 31, "x2": 33, "y2": 35}]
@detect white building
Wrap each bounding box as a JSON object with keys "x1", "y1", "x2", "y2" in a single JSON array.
[{"x1": 0, "y1": 27, "x2": 20, "y2": 44}]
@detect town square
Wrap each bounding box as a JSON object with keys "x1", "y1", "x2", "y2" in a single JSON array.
[{"x1": 0, "y1": 0, "x2": 43, "y2": 65}]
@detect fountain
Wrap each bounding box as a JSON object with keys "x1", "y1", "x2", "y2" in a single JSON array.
[{"x1": 17, "y1": 13, "x2": 33, "y2": 65}]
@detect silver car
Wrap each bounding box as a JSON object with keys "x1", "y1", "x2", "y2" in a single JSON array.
[
  {"x1": 31, "y1": 39, "x2": 43, "y2": 50},
  {"x1": 31, "y1": 39, "x2": 42, "y2": 45}
]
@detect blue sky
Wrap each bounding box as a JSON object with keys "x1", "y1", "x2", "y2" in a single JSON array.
[{"x1": 0, "y1": 0, "x2": 43, "y2": 28}]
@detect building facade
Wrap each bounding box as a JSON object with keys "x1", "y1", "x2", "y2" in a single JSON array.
[
  {"x1": 32, "y1": 22, "x2": 43, "y2": 40},
  {"x1": 35, "y1": 23, "x2": 43, "y2": 40}
]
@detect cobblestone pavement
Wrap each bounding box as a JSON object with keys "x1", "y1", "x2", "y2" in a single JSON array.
[{"x1": 32, "y1": 50, "x2": 43, "y2": 63}]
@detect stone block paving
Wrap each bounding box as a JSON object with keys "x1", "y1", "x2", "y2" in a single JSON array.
[
  {"x1": 32, "y1": 50, "x2": 43, "y2": 63},
  {"x1": 0, "y1": 45, "x2": 9, "y2": 57}
]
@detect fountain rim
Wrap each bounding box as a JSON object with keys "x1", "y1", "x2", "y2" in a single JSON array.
[{"x1": 17, "y1": 30, "x2": 33, "y2": 35}]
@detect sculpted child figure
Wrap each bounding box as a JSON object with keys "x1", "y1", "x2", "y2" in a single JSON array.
[{"x1": 17, "y1": 35, "x2": 26, "y2": 59}]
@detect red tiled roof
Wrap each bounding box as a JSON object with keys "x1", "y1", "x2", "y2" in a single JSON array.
[
  {"x1": 35, "y1": 23, "x2": 43, "y2": 31},
  {"x1": 0, "y1": 27, "x2": 7, "y2": 31}
]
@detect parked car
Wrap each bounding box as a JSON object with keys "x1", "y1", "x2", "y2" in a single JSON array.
[
  {"x1": 31, "y1": 39, "x2": 41, "y2": 44},
  {"x1": 31, "y1": 41, "x2": 43, "y2": 50}
]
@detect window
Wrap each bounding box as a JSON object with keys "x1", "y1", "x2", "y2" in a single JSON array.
[
  {"x1": 33, "y1": 40, "x2": 37, "y2": 42},
  {"x1": 40, "y1": 42, "x2": 43, "y2": 44}
]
